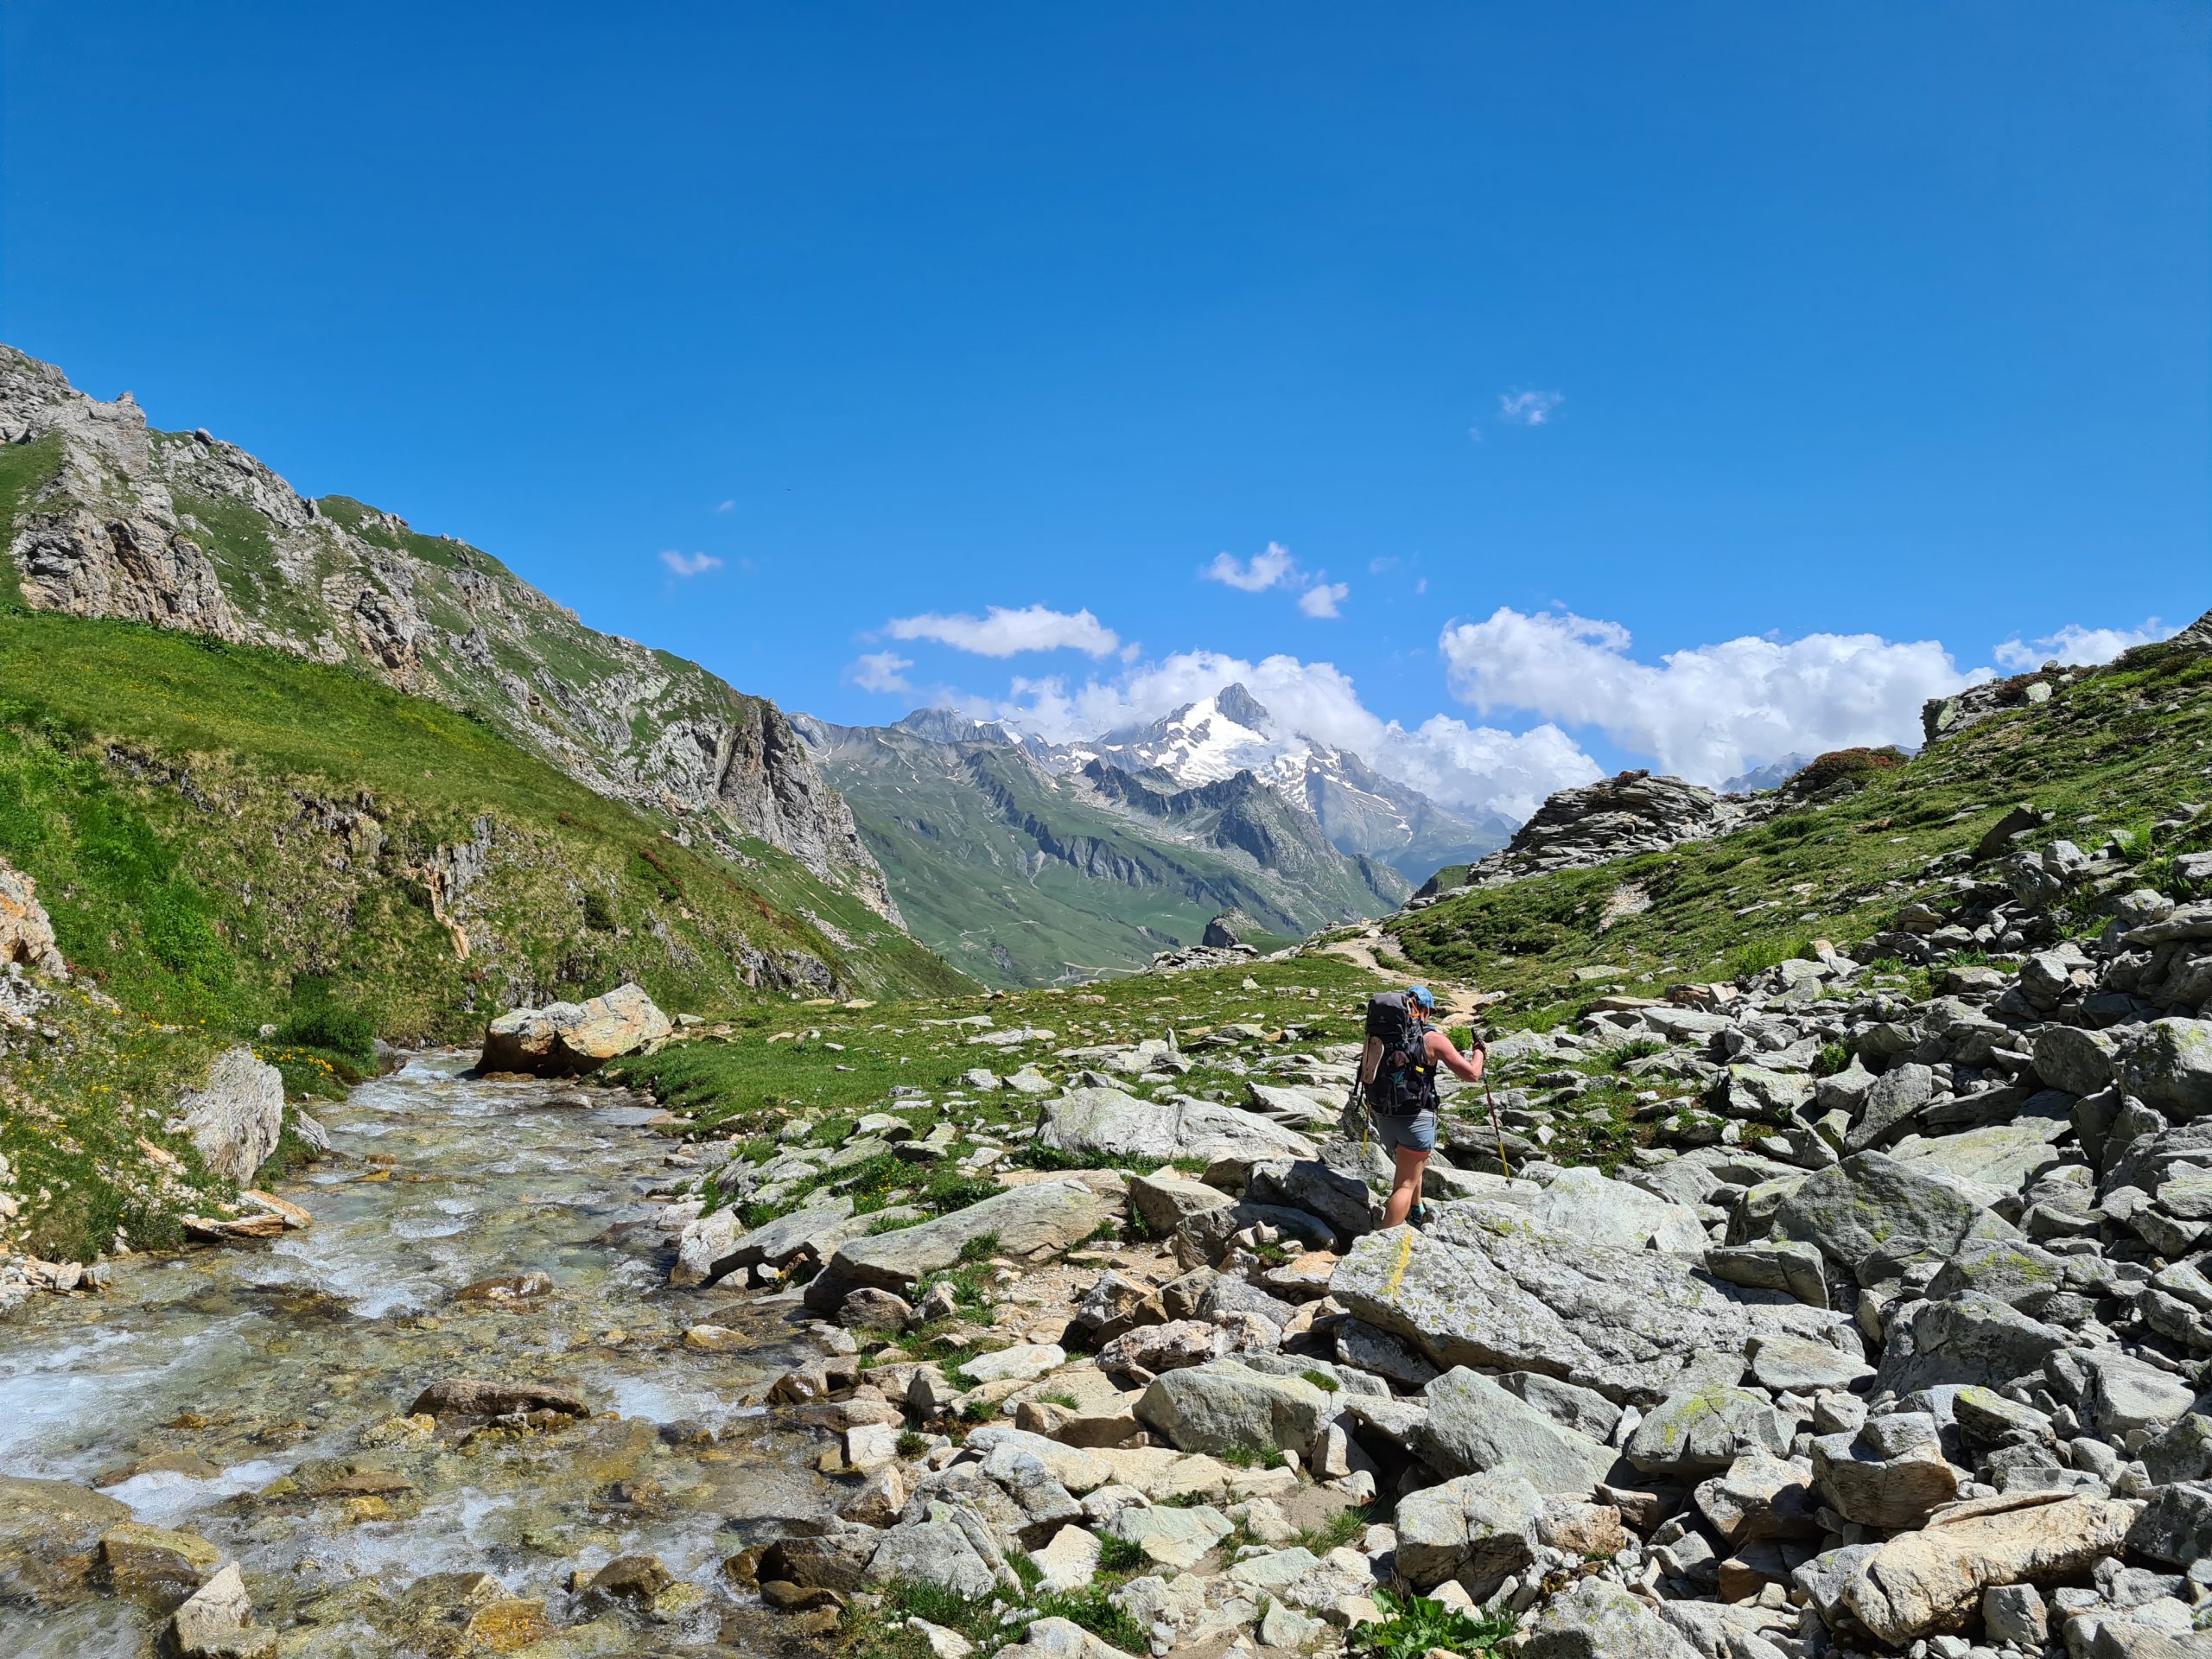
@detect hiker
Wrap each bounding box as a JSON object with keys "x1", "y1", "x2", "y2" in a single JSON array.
[{"x1": 1360, "y1": 985, "x2": 1485, "y2": 1230}]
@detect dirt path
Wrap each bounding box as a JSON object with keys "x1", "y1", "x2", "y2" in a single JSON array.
[{"x1": 1318, "y1": 924, "x2": 1495, "y2": 1022}]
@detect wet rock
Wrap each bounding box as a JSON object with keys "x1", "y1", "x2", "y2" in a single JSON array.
[
  {"x1": 480, "y1": 982, "x2": 672, "y2": 1076},
  {"x1": 759, "y1": 1523, "x2": 882, "y2": 1591},
  {"x1": 176, "y1": 1046, "x2": 285, "y2": 1184},
  {"x1": 99, "y1": 1522, "x2": 222, "y2": 1601},
  {"x1": 1330, "y1": 1198, "x2": 1856, "y2": 1404},
  {"x1": 1840, "y1": 1492, "x2": 2140, "y2": 1645},
  {"x1": 454, "y1": 1271, "x2": 552, "y2": 1304},
  {"x1": 1034, "y1": 1085, "x2": 1316, "y2": 1166},
  {"x1": 0, "y1": 1475, "x2": 131, "y2": 1599},
  {"x1": 407, "y1": 1378, "x2": 590, "y2": 1421},
  {"x1": 1420, "y1": 1368, "x2": 1618, "y2": 1493}
]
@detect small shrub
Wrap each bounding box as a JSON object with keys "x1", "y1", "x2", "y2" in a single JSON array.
[
  {"x1": 1300, "y1": 1369, "x2": 1341, "y2": 1393},
  {"x1": 1352, "y1": 1589, "x2": 1517, "y2": 1659},
  {"x1": 956, "y1": 1232, "x2": 1001, "y2": 1264},
  {"x1": 1810, "y1": 1040, "x2": 1851, "y2": 1078},
  {"x1": 1030, "y1": 1587, "x2": 1148, "y2": 1654},
  {"x1": 895, "y1": 1429, "x2": 926, "y2": 1459},
  {"x1": 1096, "y1": 1535, "x2": 1147, "y2": 1573}
]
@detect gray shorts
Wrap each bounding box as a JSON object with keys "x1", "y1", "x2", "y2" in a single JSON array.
[{"x1": 1367, "y1": 1107, "x2": 1439, "y2": 1154}]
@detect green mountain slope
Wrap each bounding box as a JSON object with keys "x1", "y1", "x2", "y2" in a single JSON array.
[
  {"x1": 1390, "y1": 630, "x2": 2212, "y2": 1019},
  {"x1": 799, "y1": 717, "x2": 1406, "y2": 986},
  {"x1": 0, "y1": 613, "x2": 969, "y2": 1035}
]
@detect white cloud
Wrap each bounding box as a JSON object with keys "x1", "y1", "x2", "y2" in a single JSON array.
[
  {"x1": 1497, "y1": 389, "x2": 1563, "y2": 426},
  {"x1": 1298, "y1": 581, "x2": 1349, "y2": 619},
  {"x1": 848, "y1": 652, "x2": 915, "y2": 695},
  {"x1": 715, "y1": 499, "x2": 736, "y2": 513},
  {"x1": 1202, "y1": 542, "x2": 1298, "y2": 592},
  {"x1": 885, "y1": 604, "x2": 1122, "y2": 658},
  {"x1": 659, "y1": 550, "x2": 723, "y2": 577},
  {"x1": 1466, "y1": 426, "x2": 1484, "y2": 443},
  {"x1": 960, "y1": 648, "x2": 1602, "y2": 821},
  {"x1": 1993, "y1": 618, "x2": 2171, "y2": 671},
  {"x1": 1438, "y1": 607, "x2": 1988, "y2": 786}
]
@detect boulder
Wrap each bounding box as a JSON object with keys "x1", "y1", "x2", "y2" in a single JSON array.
[
  {"x1": 1624, "y1": 1386, "x2": 1791, "y2": 1478},
  {"x1": 2118, "y1": 1020, "x2": 2212, "y2": 1118},
  {"x1": 2124, "y1": 1480, "x2": 2212, "y2": 1567},
  {"x1": 1390, "y1": 1471, "x2": 1542, "y2": 1592},
  {"x1": 407, "y1": 1379, "x2": 589, "y2": 1421},
  {"x1": 1693, "y1": 1452, "x2": 1821, "y2": 1546},
  {"x1": 1774, "y1": 1150, "x2": 2020, "y2": 1279},
  {"x1": 1244, "y1": 1159, "x2": 1373, "y2": 1243},
  {"x1": 697, "y1": 1194, "x2": 861, "y2": 1282},
  {"x1": 1840, "y1": 1493, "x2": 2140, "y2": 1645},
  {"x1": 1420, "y1": 1368, "x2": 1618, "y2": 1494},
  {"x1": 1872, "y1": 1293, "x2": 2069, "y2": 1395},
  {"x1": 1843, "y1": 1063, "x2": 1934, "y2": 1153},
  {"x1": 1490, "y1": 1165, "x2": 1708, "y2": 1254},
  {"x1": 1102, "y1": 1502, "x2": 1234, "y2": 1569},
  {"x1": 98, "y1": 1522, "x2": 222, "y2": 1599},
  {"x1": 1745, "y1": 1333, "x2": 1872, "y2": 1393},
  {"x1": 480, "y1": 982, "x2": 672, "y2": 1076},
  {"x1": 0, "y1": 856, "x2": 65, "y2": 975},
  {"x1": 1034, "y1": 1086, "x2": 1315, "y2": 1166},
  {"x1": 866, "y1": 1517, "x2": 1001, "y2": 1598},
  {"x1": 176, "y1": 1046, "x2": 285, "y2": 1184},
  {"x1": 1126, "y1": 1170, "x2": 1232, "y2": 1236},
  {"x1": 806, "y1": 1181, "x2": 1106, "y2": 1306},
  {"x1": 1811, "y1": 1417, "x2": 1961, "y2": 1529},
  {"x1": 170, "y1": 1561, "x2": 269, "y2": 1657},
  {"x1": 2034, "y1": 1027, "x2": 2120, "y2": 1096},
  {"x1": 1135, "y1": 1360, "x2": 1330, "y2": 1456},
  {"x1": 1519, "y1": 1575, "x2": 1704, "y2": 1659},
  {"x1": 1328, "y1": 1198, "x2": 1858, "y2": 1404}
]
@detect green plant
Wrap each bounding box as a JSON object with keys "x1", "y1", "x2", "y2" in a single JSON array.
[
  {"x1": 1300, "y1": 1369, "x2": 1341, "y2": 1394},
  {"x1": 1296, "y1": 1503, "x2": 1380, "y2": 1554},
  {"x1": 1810, "y1": 1039, "x2": 1851, "y2": 1077},
  {"x1": 895, "y1": 1430, "x2": 926, "y2": 1459},
  {"x1": 1096, "y1": 1535, "x2": 1147, "y2": 1574},
  {"x1": 1597, "y1": 1037, "x2": 1665, "y2": 1071},
  {"x1": 1029, "y1": 1588, "x2": 1147, "y2": 1654},
  {"x1": 1352, "y1": 1588, "x2": 1517, "y2": 1659},
  {"x1": 957, "y1": 1232, "x2": 1002, "y2": 1264}
]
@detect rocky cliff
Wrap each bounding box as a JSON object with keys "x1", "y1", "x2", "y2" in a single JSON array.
[{"x1": 0, "y1": 345, "x2": 895, "y2": 921}]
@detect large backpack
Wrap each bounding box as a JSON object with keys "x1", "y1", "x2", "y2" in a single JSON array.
[{"x1": 1361, "y1": 991, "x2": 1436, "y2": 1116}]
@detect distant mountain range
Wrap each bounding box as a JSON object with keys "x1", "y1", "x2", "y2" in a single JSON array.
[
  {"x1": 1721, "y1": 753, "x2": 1815, "y2": 794},
  {"x1": 798, "y1": 684, "x2": 1510, "y2": 986}
]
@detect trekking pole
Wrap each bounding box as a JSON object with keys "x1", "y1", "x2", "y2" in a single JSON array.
[{"x1": 1481, "y1": 1046, "x2": 1511, "y2": 1179}]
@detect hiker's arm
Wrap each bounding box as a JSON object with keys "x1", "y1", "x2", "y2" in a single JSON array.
[{"x1": 1427, "y1": 1029, "x2": 1484, "y2": 1082}]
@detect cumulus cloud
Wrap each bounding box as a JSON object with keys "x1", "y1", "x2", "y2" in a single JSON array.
[
  {"x1": 885, "y1": 604, "x2": 1122, "y2": 658},
  {"x1": 1438, "y1": 607, "x2": 1987, "y2": 786},
  {"x1": 1993, "y1": 618, "x2": 2171, "y2": 671},
  {"x1": 1202, "y1": 541, "x2": 1352, "y2": 616},
  {"x1": 963, "y1": 648, "x2": 1601, "y2": 821},
  {"x1": 1298, "y1": 581, "x2": 1350, "y2": 620},
  {"x1": 1497, "y1": 389, "x2": 1563, "y2": 426},
  {"x1": 848, "y1": 652, "x2": 915, "y2": 695},
  {"x1": 1202, "y1": 542, "x2": 1299, "y2": 592},
  {"x1": 659, "y1": 550, "x2": 723, "y2": 577}
]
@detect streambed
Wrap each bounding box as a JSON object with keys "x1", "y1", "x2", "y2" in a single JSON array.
[{"x1": 0, "y1": 1052, "x2": 836, "y2": 1656}]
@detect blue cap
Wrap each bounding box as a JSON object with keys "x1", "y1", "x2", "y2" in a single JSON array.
[{"x1": 1408, "y1": 986, "x2": 1436, "y2": 1011}]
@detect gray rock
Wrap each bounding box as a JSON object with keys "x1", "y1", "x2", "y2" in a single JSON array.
[
  {"x1": 1892, "y1": 1114, "x2": 2071, "y2": 1196},
  {"x1": 1244, "y1": 1159, "x2": 1373, "y2": 1242},
  {"x1": 1391, "y1": 1471, "x2": 1542, "y2": 1592},
  {"x1": 1845, "y1": 1063, "x2": 1935, "y2": 1154},
  {"x1": 1706, "y1": 1241, "x2": 1829, "y2": 1307},
  {"x1": 1746, "y1": 1333, "x2": 1874, "y2": 1392},
  {"x1": 1491, "y1": 1164, "x2": 1709, "y2": 1254},
  {"x1": 805, "y1": 1180, "x2": 1104, "y2": 1307},
  {"x1": 2142, "y1": 1414, "x2": 2212, "y2": 1484},
  {"x1": 1333, "y1": 1317, "x2": 1440, "y2": 1390},
  {"x1": 176, "y1": 1046, "x2": 285, "y2": 1184},
  {"x1": 2080, "y1": 1351, "x2": 2198, "y2": 1441},
  {"x1": 1923, "y1": 1237, "x2": 2073, "y2": 1308},
  {"x1": 482, "y1": 982, "x2": 672, "y2": 1076},
  {"x1": 1811, "y1": 1420, "x2": 1961, "y2": 1529},
  {"x1": 1873, "y1": 1292, "x2": 2069, "y2": 1395},
  {"x1": 2119, "y1": 1020, "x2": 2212, "y2": 1118},
  {"x1": 1497, "y1": 1372, "x2": 1624, "y2": 1445},
  {"x1": 1519, "y1": 1576, "x2": 1703, "y2": 1659},
  {"x1": 1774, "y1": 1150, "x2": 2020, "y2": 1279},
  {"x1": 2124, "y1": 1479, "x2": 2212, "y2": 1567},
  {"x1": 1135, "y1": 1360, "x2": 1330, "y2": 1455},
  {"x1": 1125, "y1": 1170, "x2": 1232, "y2": 1236},
  {"x1": 1982, "y1": 1582, "x2": 2050, "y2": 1647},
  {"x1": 1624, "y1": 1385, "x2": 1792, "y2": 1478},
  {"x1": 866, "y1": 1515, "x2": 1001, "y2": 1598},
  {"x1": 1419, "y1": 1368, "x2": 1618, "y2": 1494},
  {"x1": 1034, "y1": 1086, "x2": 1315, "y2": 1166},
  {"x1": 2034, "y1": 1027, "x2": 2120, "y2": 1096},
  {"x1": 1328, "y1": 1198, "x2": 1858, "y2": 1404}
]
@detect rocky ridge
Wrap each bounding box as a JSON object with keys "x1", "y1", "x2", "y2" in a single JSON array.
[{"x1": 0, "y1": 344, "x2": 895, "y2": 920}]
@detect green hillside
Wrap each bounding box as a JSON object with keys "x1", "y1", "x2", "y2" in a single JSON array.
[
  {"x1": 1391, "y1": 638, "x2": 2212, "y2": 1022},
  {"x1": 0, "y1": 613, "x2": 969, "y2": 1034}
]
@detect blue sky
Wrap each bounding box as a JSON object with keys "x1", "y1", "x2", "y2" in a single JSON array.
[{"x1": 3, "y1": 3, "x2": 2203, "y2": 808}]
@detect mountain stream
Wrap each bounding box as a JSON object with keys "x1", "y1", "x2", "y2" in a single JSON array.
[{"x1": 0, "y1": 1052, "x2": 835, "y2": 1656}]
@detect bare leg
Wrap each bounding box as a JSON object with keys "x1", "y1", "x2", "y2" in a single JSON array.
[{"x1": 1382, "y1": 1147, "x2": 1431, "y2": 1228}]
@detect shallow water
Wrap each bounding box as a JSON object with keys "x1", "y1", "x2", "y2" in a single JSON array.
[{"x1": 0, "y1": 1052, "x2": 836, "y2": 1656}]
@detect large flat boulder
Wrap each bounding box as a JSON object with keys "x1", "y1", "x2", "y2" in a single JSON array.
[
  {"x1": 1328, "y1": 1199, "x2": 1859, "y2": 1404},
  {"x1": 1135, "y1": 1360, "x2": 1332, "y2": 1455},
  {"x1": 481, "y1": 982, "x2": 672, "y2": 1076},
  {"x1": 177, "y1": 1046, "x2": 285, "y2": 1184},
  {"x1": 1773, "y1": 1150, "x2": 2020, "y2": 1279},
  {"x1": 804, "y1": 1181, "x2": 1106, "y2": 1307},
  {"x1": 1485, "y1": 1165, "x2": 1708, "y2": 1254},
  {"x1": 1520, "y1": 1576, "x2": 1704, "y2": 1659},
  {"x1": 1418, "y1": 1368, "x2": 1618, "y2": 1494},
  {"x1": 0, "y1": 1476, "x2": 132, "y2": 1601},
  {"x1": 1840, "y1": 1493, "x2": 2140, "y2": 1646},
  {"x1": 1872, "y1": 1292, "x2": 2069, "y2": 1395},
  {"x1": 1034, "y1": 1086, "x2": 1314, "y2": 1166},
  {"x1": 1392, "y1": 1471, "x2": 1543, "y2": 1592}
]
